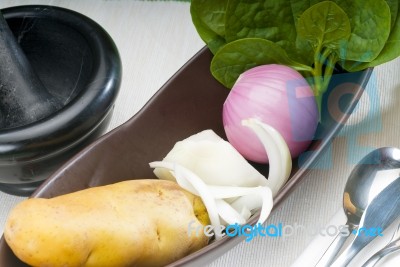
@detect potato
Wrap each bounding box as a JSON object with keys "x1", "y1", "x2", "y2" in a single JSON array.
[{"x1": 4, "y1": 179, "x2": 210, "y2": 267}]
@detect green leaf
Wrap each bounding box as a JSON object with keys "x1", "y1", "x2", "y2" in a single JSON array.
[
  {"x1": 190, "y1": 0, "x2": 228, "y2": 54},
  {"x1": 289, "y1": 0, "x2": 322, "y2": 26},
  {"x1": 384, "y1": 0, "x2": 398, "y2": 29},
  {"x1": 342, "y1": 1, "x2": 400, "y2": 71},
  {"x1": 333, "y1": 0, "x2": 391, "y2": 62},
  {"x1": 297, "y1": 1, "x2": 351, "y2": 51},
  {"x1": 210, "y1": 38, "x2": 312, "y2": 88},
  {"x1": 287, "y1": 0, "x2": 322, "y2": 65},
  {"x1": 224, "y1": 0, "x2": 298, "y2": 57}
]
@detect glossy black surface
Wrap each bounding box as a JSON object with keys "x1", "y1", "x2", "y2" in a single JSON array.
[
  {"x1": 0, "y1": 12, "x2": 61, "y2": 129},
  {"x1": 0, "y1": 5, "x2": 122, "y2": 195}
]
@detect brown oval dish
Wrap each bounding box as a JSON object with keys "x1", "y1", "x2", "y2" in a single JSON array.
[{"x1": 0, "y1": 47, "x2": 373, "y2": 266}]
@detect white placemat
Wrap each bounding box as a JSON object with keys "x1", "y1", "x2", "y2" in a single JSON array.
[{"x1": 1, "y1": 1, "x2": 400, "y2": 266}]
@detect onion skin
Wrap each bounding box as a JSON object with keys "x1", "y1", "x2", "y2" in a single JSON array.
[{"x1": 223, "y1": 64, "x2": 318, "y2": 163}]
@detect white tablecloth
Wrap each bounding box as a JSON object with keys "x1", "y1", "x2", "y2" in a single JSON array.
[{"x1": 1, "y1": 1, "x2": 400, "y2": 266}]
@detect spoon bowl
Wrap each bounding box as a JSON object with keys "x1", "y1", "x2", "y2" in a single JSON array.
[
  {"x1": 331, "y1": 177, "x2": 400, "y2": 266},
  {"x1": 344, "y1": 147, "x2": 400, "y2": 228}
]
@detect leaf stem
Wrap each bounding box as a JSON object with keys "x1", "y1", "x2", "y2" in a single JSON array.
[
  {"x1": 322, "y1": 53, "x2": 338, "y2": 91},
  {"x1": 311, "y1": 47, "x2": 338, "y2": 119},
  {"x1": 312, "y1": 44, "x2": 324, "y2": 116}
]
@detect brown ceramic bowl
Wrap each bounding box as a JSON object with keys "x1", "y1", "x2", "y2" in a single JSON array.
[{"x1": 0, "y1": 47, "x2": 372, "y2": 266}]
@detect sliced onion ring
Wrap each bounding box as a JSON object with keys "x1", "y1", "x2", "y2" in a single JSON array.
[
  {"x1": 242, "y1": 118, "x2": 292, "y2": 196},
  {"x1": 149, "y1": 161, "x2": 274, "y2": 237}
]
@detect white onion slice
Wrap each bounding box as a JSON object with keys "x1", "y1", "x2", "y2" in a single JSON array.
[
  {"x1": 215, "y1": 199, "x2": 246, "y2": 225},
  {"x1": 230, "y1": 188, "x2": 273, "y2": 224},
  {"x1": 152, "y1": 130, "x2": 267, "y2": 187},
  {"x1": 150, "y1": 161, "x2": 274, "y2": 236},
  {"x1": 242, "y1": 118, "x2": 292, "y2": 196},
  {"x1": 149, "y1": 124, "x2": 291, "y2": 238},
  {"x1": 201, "y1": 185, "x2": 273, "y2": 224},
  {"x1": 239, "y1": 206, "x2": 252, "y2": 221},
  {"x1": 230, "y1": 194, "x2": 261, "y2": 212}
]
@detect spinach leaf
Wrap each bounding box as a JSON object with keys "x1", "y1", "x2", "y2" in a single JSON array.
[
  {"x1": 190, "y1": 0, "x2": 228, "y2": 54},
  {"x1": 333, "y1": 0, "x2": 391, "y2": 62},
  {"x1": 210, "y1": 38, "x2": 312, "y2": 88},
  {"x1": 385, "y1": 0, "x2": 398, "y2": 29},
  {"x1": 297, "y1": 1, "x2": 350, "y2": 51},
  {"x1": 190, "y1": 0, "x2": 227, "y2": 37},
  {"x1": 190, "y1": 0, "x2": 400, "y2": 116},
  {"x1": 290, "y1": 0, "x2": 323, "y2": 66},
  {"x1": 343, "y1": 2, "x2": 400, "y2": 71},
  {"x1": 224, "y1": 0, "x2": 298, "y2": 57},
  {"x1": 296, "y1": 1, "x2": 351, "y2": 106},
  {"x1": 289, "y1": 0, "x2": 322, "y2": 26}
]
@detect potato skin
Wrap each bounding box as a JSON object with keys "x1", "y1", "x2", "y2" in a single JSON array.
[{"x1": 4, "y1": 179, "x2": 209, "y2": 267}]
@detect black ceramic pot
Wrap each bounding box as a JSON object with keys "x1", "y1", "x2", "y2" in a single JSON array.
[{"x1": 0, "y1": 5, "x2": 122, "y2": 196}]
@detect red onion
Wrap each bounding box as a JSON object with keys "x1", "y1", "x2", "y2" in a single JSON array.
[{"x1": 223, "y1": 64, "x2": 318, "y2": 163}]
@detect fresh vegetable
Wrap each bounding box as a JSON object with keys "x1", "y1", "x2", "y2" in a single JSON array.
[
  {"x1": 190, "y1": 0, "x2": 228, "y2": 54},
  {"x1": 4, "y1": 179, "x2": 209, "y2": 267},
  {"x1": 151, "y1": 127, "x2": 291, "y2": 238},
  {"x1": 5, "y1": 123, "x2": 292, "y2": 267},
  {"x1": 223, "y1": 64, "x2": 318, "y2": 163},
  {"x1": 152, "y1": 129, "x2": 267, "y2": 187},
  {"x1": 4, "y1": 126, "x2": 292, "y2": 266},
  {"x1": 241, "y1": 118, "x2": 292, "y2": 192},
  {"x1": 191, "y1": 0, "x2": 400, "y2": 113}
]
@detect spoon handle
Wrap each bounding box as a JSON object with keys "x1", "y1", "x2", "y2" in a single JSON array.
[
  {"x1": 361, "y1": 243, "x2": 400, "y2": 267},
  {"x1": 314, "y1": 224, "x2": 353, "y2": 267},
  {"x1": 361, "y1": 227, "x2": 400, "y2": 267}
]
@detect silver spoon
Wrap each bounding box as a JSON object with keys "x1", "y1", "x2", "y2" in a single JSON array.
[
  {"x1": 315, "y1": 147, "x2": 400, "y2": 267},
  {"x1": 361, "y1": 222, "x2": 400, "y2": 267},
  {"x1": 330, "y1": 177, "x2": 400, "y2": 266}
]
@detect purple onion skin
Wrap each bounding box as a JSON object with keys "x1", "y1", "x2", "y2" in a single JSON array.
[{"x1": 223, "y1": 64, "x2": 318, "y2": 163}]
